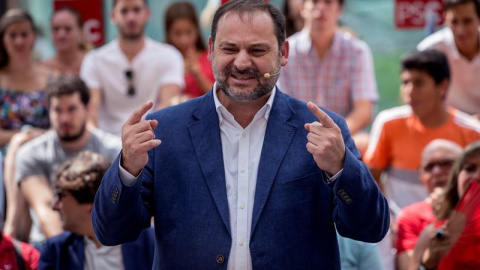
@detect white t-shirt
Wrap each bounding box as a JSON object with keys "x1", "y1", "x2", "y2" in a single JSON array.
[
  {"x1": 84, "y1": 236, "x2": 124, "y2": 270},
  {"x1": 80, "y1": 38, "x2": 185, "y2": 134},
  {"x1": 418, "y1": 27, "x2": 480, "y2": 115}
]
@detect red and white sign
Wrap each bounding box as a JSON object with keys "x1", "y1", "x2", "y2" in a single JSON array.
[
  {"x1": 395, "y1": 0, "x2": 444, "y2": 29},
  {"x1": 53, "y1": 0, "x2": 104, "y2": 47}
]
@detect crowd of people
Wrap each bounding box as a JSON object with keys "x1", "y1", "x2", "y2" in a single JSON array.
[{"x1": 0, "y1": 0, "x2": 478, "y2": 269}]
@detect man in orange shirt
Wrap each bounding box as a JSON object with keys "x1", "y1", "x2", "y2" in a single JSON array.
[{"x1": 364, "y1": 49, "x2": 480, "y2": 212}]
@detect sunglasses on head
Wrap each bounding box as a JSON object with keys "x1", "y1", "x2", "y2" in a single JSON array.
[
  {"x1": 422, "y1": 159, "x2": 455, "y2": 172},
  {"x1": 125, "y1": 69, "x2": 135, "y2": 97}
]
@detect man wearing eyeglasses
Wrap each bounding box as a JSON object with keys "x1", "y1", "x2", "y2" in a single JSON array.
[
  {"x1": 395, "y1": 139, "x2": 462, "y2": 270},
  {"x1": 39, "y1": 151, "x2": 154, "y2": 270},
  {"x1": 80, "y1": 0, "x2": 185, "y2": 135}
]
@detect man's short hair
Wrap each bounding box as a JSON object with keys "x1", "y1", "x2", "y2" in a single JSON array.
[
  {"x1": 211, "y1": 0, "x2": 286, "y2": 50},
  {"x1": 113, "y1": 0, "x2": 148, "y2": 7},
  {"x1": 401, "y1": 49, "x2": 451, "y2": 85},
  {"x1": 55, "y1": 151, "x2": 111, "y2": 204},
  {"x1": 46, "y1": 75, "x2": 90, "y2": 106},
  {"x1": 444, "y1": 0, "x2": 480, "y2": 18}
]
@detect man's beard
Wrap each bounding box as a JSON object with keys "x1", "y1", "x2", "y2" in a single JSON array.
[
  {"x1": 212, "y1": 55, "x2": 281, "y2": 102},
  {"x1": 119, "y1": 25, "x2": 145, "y2": 41},
  {"x1": 58, "y1": 122, "x2": 86, "y2": 142}
]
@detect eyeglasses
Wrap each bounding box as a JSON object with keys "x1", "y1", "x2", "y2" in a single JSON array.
[
  {"x1": 422, "y1": 159, "x2": 455, "y2": 172},
  {"x1": 125, "y1": 69, "x2": 135, "y2": 97}
]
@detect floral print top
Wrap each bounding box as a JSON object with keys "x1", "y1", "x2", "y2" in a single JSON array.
[{"x1": 0, "y1": 88, "x2": 50, "y2": 130}]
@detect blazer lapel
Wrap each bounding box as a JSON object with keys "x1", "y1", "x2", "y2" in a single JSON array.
[
  {"x1": 188, "y1": 92, "x2": 231, "y2": 236},
  {"x1": 251, "y1": 90, "x2": 298, "y2": 235}
]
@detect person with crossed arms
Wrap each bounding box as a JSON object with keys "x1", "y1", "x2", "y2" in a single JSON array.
[{"x1": 92, "y1": 0, "x2": 389, "y2": 269}]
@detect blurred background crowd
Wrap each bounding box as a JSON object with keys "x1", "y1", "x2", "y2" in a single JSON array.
[{"x1": 0, "y1": 0, "x2": 479, "y2": 269}]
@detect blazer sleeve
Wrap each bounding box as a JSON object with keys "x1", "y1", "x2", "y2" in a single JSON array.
[
  {"x1": 330, "y1": 114, "x2": 390, "y2": 243},
  {"x1": 92, "y1": 131, "x2": 155, "y2": 246}
]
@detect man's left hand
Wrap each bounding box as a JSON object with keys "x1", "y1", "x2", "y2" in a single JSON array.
[{"x1": 305, "y1": 102, "x2": 346, "y2": 175}]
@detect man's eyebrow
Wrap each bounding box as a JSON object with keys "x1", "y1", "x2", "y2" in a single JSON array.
[{"x1": 219, "y1": 41, "x2": 237, "y2": 47}]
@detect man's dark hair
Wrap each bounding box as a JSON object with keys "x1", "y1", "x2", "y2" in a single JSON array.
[
  {"x1": 444, "y1": 0, "x2": 480, "y2": 18},
  {"x1": 401, "y1": 49, "x2": 451, "y2": 85},
  {"x1": 211, "y1": 0, "x2": 286, "y2": 50},
  {"x1": 55, "y1": 151, "x2": 111, "y2": 204},
  {"x1": 46, "y1": 75, "x2": 90, "y2": 106},
  {"x1": 113, "y1": 0, "x2": 148, "y2": 7}
]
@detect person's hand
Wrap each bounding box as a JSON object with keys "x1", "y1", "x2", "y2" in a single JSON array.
[
  {"x1": 305, "y1": 102, "x2": 345, "y2": 175},
  {"x1": 121, "y1": 101, "x2": 161, "y2": 176},
  {"x1": 421, "y1": 224, "x2": 455, "y2": 269},
  {"x1": 184, "y1": 48, "x2": 200, "y2": 76}
]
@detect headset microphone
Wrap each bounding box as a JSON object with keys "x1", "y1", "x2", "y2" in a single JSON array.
[{"x1": 263, "y1": 71, "x2": 280, "y2": 79}]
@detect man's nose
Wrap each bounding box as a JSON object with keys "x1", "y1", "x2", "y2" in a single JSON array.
[{"x1": 233, "y1": 50, "x2": 253, "y2": 71}]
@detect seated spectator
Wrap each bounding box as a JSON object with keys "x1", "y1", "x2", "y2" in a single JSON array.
[
  {"x1": 1, "y1": 9, "x2": 57, "y2": 242},
  {"x1": 39, "y1": 151, "x2": 154, "y2": 270},
  {"x1": 278, "y1": 0, "x2": 378, "y2": 136},
  {"x1": 165, "y1": 2, "x2": 214, "y2": 99},
  {"x1": 42, "y1": 7, "x2": 88, "y2": 75},
  {"x1": 417, "y1": 0, "x2": 480, "y2": 116},
  {"x1": 412, "y1": 141, "x2": 480, "y2": 269},
  {"x1": 364, "y1": 49, "x2": 479, "y2": 212},
  {"x1": 4, "y1": 75, "x2": 120, "y2": 246},
  {"x1": 396, "y1": 139, "x2": 462, "y2": 270},
  {"x1": 80, "y1": 0, "x2": 184, "y2": 135}
]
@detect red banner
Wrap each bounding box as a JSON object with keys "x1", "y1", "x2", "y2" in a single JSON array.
[
  {"x1": 395, "y1": 0, "x2": 444, "y2": 29},
  {"x1": 53, "y1": 0, "x2": 104, "y2": 47}
]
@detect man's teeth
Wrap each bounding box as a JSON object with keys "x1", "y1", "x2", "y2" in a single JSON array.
[{"x1": 232, "y1": 74, "x2": 254, "y2": 80}]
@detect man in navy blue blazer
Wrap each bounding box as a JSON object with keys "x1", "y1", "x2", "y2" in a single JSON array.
[
  {"x1": 92, "y1": 0, "x2": 389, "y2": 269},
  {"x1": 40, "y1": 151, "x2": 154, "y2": 270}
]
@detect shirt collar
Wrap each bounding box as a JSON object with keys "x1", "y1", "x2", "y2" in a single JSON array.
[
  {"x1": 213, "y1": 82, "x2": 276, "y2": 124},
  {"x1": 295, "y1": 29, "x2": 342, "y2": 56}
]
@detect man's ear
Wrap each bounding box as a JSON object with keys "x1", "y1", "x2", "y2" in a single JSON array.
[
  {"x1": 208, "y1": 37, "x2": 214, "y2": 61},
  {"x1": 438, "y1": 79, "x2": 449, "y2": 101},
  {"x1": 280, "y1": 40, "x2": 289, "y2": 66}
]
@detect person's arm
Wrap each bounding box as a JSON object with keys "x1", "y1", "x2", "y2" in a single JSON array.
[
  {"x1": 80, "y1": 52, "x2": 101, "y2": 127},
  {"x1": 20, "y1": 176, "x2": 63, "y2": 238},
  {"x1": 0, "y1": 128, "x2": 19, "y2": 146},
  {"x1": 185, "y1": 50, "x2": 214, "y2": 94},
  {"x1": 88, "y1": 88, "x2": 102, "y2": 127},
  {"x1": 369, "y1": 168, "x2": 384, "y2": 194},
  {"x1": 3, "y1": 131, "x2": 43, "y2": 241},
  {"x1": 156, "y1": 84, "x2": 182, "y2": 110},
  {"x1": 398, "y1": 251, "x2": 414, "y2": 270},
  {"x1": 305, "y1": 102, "x2": 389, "y2": 242},
  {"x1": 345, "y1": 99, "x2": 373, "y2": 134},
  {"x1": 92, "y1": 101, "x2": 160, "y2": 246}
]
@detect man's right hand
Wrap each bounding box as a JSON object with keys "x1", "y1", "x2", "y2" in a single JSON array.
[{"x1": 121, "y1": 101, "x2": 162, "y2": 176}]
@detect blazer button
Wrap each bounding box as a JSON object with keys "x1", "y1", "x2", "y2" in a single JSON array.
[
  {"x1": 216, "y1": 254, "x2": 224, "y2": 264},
  {"x1": 338, "y1": 189, "x2": 346, "y2": 196}
]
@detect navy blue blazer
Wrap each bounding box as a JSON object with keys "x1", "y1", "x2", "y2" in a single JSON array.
[
  {"x1": 39, "y1": 227, "x2": 154, "y2": 270},
  {"x1": 92, "y1": 89, "x2": 389, "y2": 269}
]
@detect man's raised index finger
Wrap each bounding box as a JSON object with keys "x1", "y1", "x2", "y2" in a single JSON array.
[
  {"x1": 127, "y1": 100, "x2": 154, "y2": 125},
  {"x1": 307, "y1": 102, "x2": 335, "y2": 128}
]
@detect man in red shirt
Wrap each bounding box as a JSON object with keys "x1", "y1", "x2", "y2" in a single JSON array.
[{"x1": 395, "y1": 139, "x2": 462, "y2": 270}]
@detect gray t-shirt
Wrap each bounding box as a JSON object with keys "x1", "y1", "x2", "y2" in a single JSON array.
[
  {"x1": 16, "y1": 128, "x2": 121, "y2": 185},
  {"x1": 15, "y1": 128, "x2": 121, "y2": 244}
]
